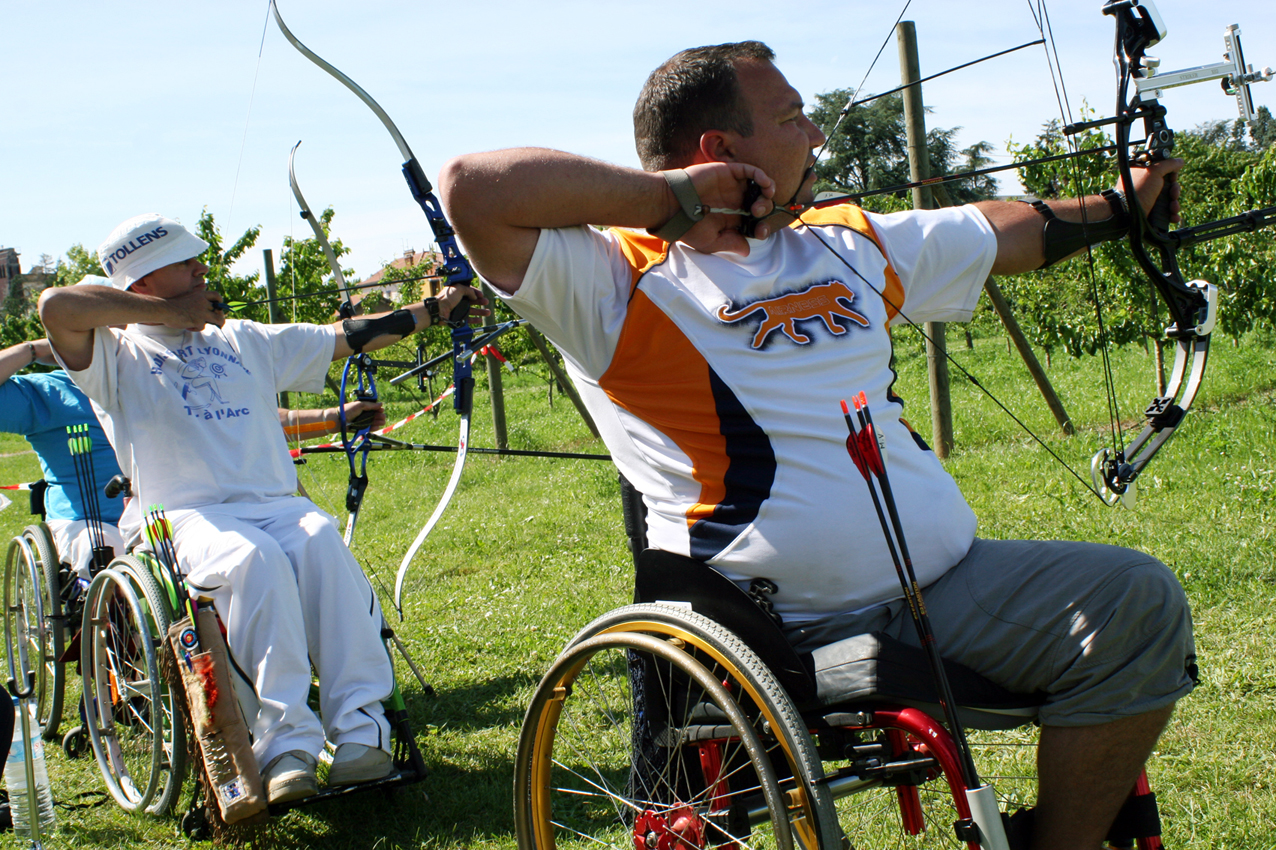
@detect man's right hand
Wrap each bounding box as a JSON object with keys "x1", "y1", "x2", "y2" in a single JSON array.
[
  {"x1": 675, "y1": 163, "x2": 776, "y2": 254},
  {"x1": 167, "y1": 289, "x2": 228, "y2": 332}
]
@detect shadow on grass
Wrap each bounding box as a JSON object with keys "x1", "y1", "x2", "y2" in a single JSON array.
[
  {"x1": 247, "y1": 750, "x2": 521, "y2": 849},
  {"x1": 405, "y1": 670, "x2": 541, "y2": 732}
]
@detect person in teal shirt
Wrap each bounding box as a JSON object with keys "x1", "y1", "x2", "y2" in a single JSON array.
[{"x1": 0, "y1": 335, "x2": 125, "y2": 577}]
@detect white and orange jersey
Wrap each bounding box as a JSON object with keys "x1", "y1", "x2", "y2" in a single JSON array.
[{"x1": 501, "y1": 203, "x2": 998, "y2": 620}]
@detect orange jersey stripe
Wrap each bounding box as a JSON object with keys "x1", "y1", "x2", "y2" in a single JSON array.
[
  {"x1": 600, "y1": 288, "x2": 727, "y2": 527},
  {"x1": 796, "y1": 205, "x2": 905, "y2": 323}
]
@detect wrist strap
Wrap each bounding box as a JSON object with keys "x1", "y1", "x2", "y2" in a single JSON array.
[
  {"x1": 647, "y1": 169, "x2": 704, "y2": 242},
  {"x1": 423, "y1": 297, "x2": 441, "y2": 327}
]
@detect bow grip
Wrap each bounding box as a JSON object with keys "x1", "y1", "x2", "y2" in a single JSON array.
[{"x1": 1146, "y1": 171, "x2": 1176, "y2": 235}]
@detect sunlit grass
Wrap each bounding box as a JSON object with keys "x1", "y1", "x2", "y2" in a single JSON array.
[{"x1": 0, "y1": 329, "x2": 1272, "y2": 848}]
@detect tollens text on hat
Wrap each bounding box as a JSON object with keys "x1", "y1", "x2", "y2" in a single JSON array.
[{"x1": 103, "y1": 226, "x2": 169, "y2": 275}]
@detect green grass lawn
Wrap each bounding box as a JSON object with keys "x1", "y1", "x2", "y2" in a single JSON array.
[{"x1": 0, "y1": 329, "x2": 1272, "y2": 848}]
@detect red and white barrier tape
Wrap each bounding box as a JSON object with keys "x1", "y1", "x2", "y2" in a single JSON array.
[{"x1": 288, "y1": 385, "x2": 454, "y2": 457}]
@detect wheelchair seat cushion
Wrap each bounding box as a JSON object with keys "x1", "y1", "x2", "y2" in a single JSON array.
[{"x1": 810, "y1": 631, "x2": 1045, "y2": 729}]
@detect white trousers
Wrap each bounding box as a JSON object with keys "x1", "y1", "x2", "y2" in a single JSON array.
[
  {"x1": 46, "y1": 519, "x2": 126, "y2": 581},
  {"x1": 168, "y1": 497, "x2": 392, "y2": 766}
]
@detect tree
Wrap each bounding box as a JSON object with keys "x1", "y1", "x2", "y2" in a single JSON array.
[
  {"x1": 995, "y1": 111, "x2": 1276, "y2": 371},
  {"x1": 1251, "y1": 105, "x2": 1275, "y2": 152},
  {"x1": 808, "y1": 90, "x2": 999, "y2": 211},
  {"x1": 196, "y1": 209, "x2": 265, "y2": 322},
  {"x1": 51, "y1": 244, "x2": 106, "y2": 288},
  {"x1": 273, "y1": 207, "x2": 357, "y2": 325}
]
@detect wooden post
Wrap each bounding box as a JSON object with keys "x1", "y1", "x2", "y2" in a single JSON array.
[
  {"x1": 481, "y1": 284, "x2": 509, "y2": 449},
  {"x1": 930, "y1": 183, "x2": 1075, "y2": 437},
  {"x1": 982, "y1": 278, "x2": 1075, "y2": 435},
  {"x1": 263, "y1": 249, "x2": 288, "y2": 409},
  {"x1": 526, "y1": 326, "x2": 602, "y2": 441},
  {"x1": 898, "y1": 21, "x2": 953, "y2": 458}
]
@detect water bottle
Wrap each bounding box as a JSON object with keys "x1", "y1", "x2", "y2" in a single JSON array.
[{"x1": 5, "y1": 696, "x2": 56, "y2": 836}]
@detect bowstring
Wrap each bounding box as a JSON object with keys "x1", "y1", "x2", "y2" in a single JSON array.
[
  {"x1": 1028, "y1": 0, "x2": 1127, "y2": 465},
  {"x1": 226, "y1": 4, "x2": 273, "y2": 237},
  {"x1": 811, "y1": 0, "x2": 914, "y2": 166}
]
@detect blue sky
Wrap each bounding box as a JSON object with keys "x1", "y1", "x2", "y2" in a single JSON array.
[{"x1": 2, "y1": 0, "x2": 1271, "y2": 283}]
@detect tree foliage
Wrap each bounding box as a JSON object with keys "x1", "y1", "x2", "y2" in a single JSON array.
[
  {"x1": 808, "y1": 89, "x2": 999, "y2": 212},
  {"x1": 274, "y1": 207, "x2": 358, "y2": 325},
  {"x1": 996, "y1": 111, "x2": 1276, "y2": 362}
]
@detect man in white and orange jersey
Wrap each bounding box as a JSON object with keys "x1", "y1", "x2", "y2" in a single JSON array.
[{"x1": 440, "y1": 42, "x2": 1194, "y2": 850}]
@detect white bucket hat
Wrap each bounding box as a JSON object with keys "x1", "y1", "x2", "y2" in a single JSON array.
[{"x1": 97, "y1": 214, "x2": 209, "y2": 290}]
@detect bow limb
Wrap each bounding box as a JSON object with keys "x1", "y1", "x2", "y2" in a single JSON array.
[
  {"x1": 393, "y1": 399, "x2": 470, "y2": 616},
  {"x1": 289, "y1": 140, "x2": 380, "y2": 538},
  {"x1": 288, "y1": 140, "x2": 356, "y2": 316},
  {"x1": 270, "y1": 0, "x2": 476, "y2": 290}
]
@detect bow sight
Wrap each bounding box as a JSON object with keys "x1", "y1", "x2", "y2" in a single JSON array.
[{"x1": 1075, "y1": 0, "x2": 1273, "y2": 506}]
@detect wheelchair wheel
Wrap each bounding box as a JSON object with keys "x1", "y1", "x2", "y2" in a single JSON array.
[
  {"x1": 561, "y1": 605, "x2": 1037, "y2": 850},
  {"x1": 516, "y1": 605, "x2": 835, "y2": 850},
  {"x1": 3, "y1": 527, "x2": 64, "y2": 738},
  {"x1": 81, "y1": 554, "x2": 187, "y2": 815},
  {"x1": 26, "y1": 524, "x2": 67, "y2": 739}
]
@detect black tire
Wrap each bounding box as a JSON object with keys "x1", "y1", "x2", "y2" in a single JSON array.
[
  {"x1": 62, "y1": 725, "x2": 88, "y2": 759},
  {"x1": 24, "y1": 524, "x2": 66, "y2": 739},
  {"x1": 4, "y1": 534, "x2": 57, "y2": 735},
  {"x1": 515, "y1": 622, "x2": 812, "y2": 850},
  {"x1": 81, "y1": 555, "x2": 187, "y2": 816}
]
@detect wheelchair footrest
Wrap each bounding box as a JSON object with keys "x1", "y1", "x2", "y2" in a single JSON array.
[{"x1": 265, "y1": 767, "x2": 427, "y2": 817}]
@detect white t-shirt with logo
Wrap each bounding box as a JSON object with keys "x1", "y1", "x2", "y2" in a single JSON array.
[
  {"x1": 497, "y1": 204, "x2": 997, "y2": 620},
  {"x1": 67, "y1": 320, "x2": 335, "y2": 512}
]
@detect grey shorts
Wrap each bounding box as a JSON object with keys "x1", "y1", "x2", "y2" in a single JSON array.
[{"x1": 783, "y1": 538, "x2": 1197, "y2": 726}]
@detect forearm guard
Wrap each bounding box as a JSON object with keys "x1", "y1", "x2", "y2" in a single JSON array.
[
  {"x1": 1031, "y1": 189, "x2": 1131, "y2": 268},
  {"x1": 342, "y1": 309, "x2": 416, "y2": 353}
]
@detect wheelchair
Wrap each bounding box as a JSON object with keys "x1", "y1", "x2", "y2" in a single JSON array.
[
  {"x1": 77, "y1": 507, "x2": 429, "y2": 831},
  {"x1": 513, "y1": 479, "x2": 1166, "y2": 850}
]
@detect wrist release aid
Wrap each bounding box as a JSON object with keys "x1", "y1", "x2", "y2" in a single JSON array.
[{"x1": 342, "y1": 309, "x2": 416, "y2": 353}]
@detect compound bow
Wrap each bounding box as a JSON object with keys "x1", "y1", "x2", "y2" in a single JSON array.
[
  {"x1": 1081, "y1": 0, "x2": 1271, "y2": 505},
  {"x1": 789, "y1": 0, "x2": 1273, "y2": 507}
]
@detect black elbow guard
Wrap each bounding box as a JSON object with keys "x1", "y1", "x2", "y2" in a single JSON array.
[
  {"x1": 1031, "y1": 189, "x2": 1131, "y2": 269},
  {"x1": 342, "y1": 309, "x2": 416, "y2": 353}
]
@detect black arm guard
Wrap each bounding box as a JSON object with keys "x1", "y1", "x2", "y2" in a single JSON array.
[
  {"x1": 1031, "y1": 189, "x2": 1131, "y2": 268},
  {"x1": 342, "y1": 309, "x2": 416, "y2": 353}
]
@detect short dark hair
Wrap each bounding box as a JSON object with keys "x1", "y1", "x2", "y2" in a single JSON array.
[{"x1": 633, "y1": 41, "x2": 776, "y2": 172}]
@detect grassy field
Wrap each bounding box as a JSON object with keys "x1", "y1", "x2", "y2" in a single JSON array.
[{"x1": 0, "y1": 328, "x2": 1273, "y2": 848}]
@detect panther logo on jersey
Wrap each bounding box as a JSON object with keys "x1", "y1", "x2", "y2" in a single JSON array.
[{"x1": 717, "y1": 280, "x2": 871, "y2": 349}]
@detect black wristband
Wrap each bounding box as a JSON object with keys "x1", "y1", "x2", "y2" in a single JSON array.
[
  {"x1": 423, "y1": 297, "x2": 441, "y2": 327},
  {"x1": 1029, "y1": 191, "x2": 1132, "y2": 269},
  {"x1": 343, "y1": 309, "x2": 416, "y2": 353}
]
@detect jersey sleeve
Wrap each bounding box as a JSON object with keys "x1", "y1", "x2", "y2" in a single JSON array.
[
  {"x1": 489, "y1": 226, "x2": 642, "y2": 379},
  {"x1": 59, "y1": 327, "x2": 125, "y2": 415},
  {"x1": 864, "y1": 205, "x2": 997, "y2": 324}
]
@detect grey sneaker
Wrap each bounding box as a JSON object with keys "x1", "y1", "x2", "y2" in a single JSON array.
[
  {"x1": 262, "y1": 750, "x2": 318, "y2": 804},
  {"x1": 328, "y1": 743, "x2": 394, "y2": 787}
]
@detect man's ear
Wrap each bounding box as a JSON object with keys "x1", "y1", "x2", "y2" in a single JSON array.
[{"x1": 698, "y1": 130, "x2": 737, "y2": 164}]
